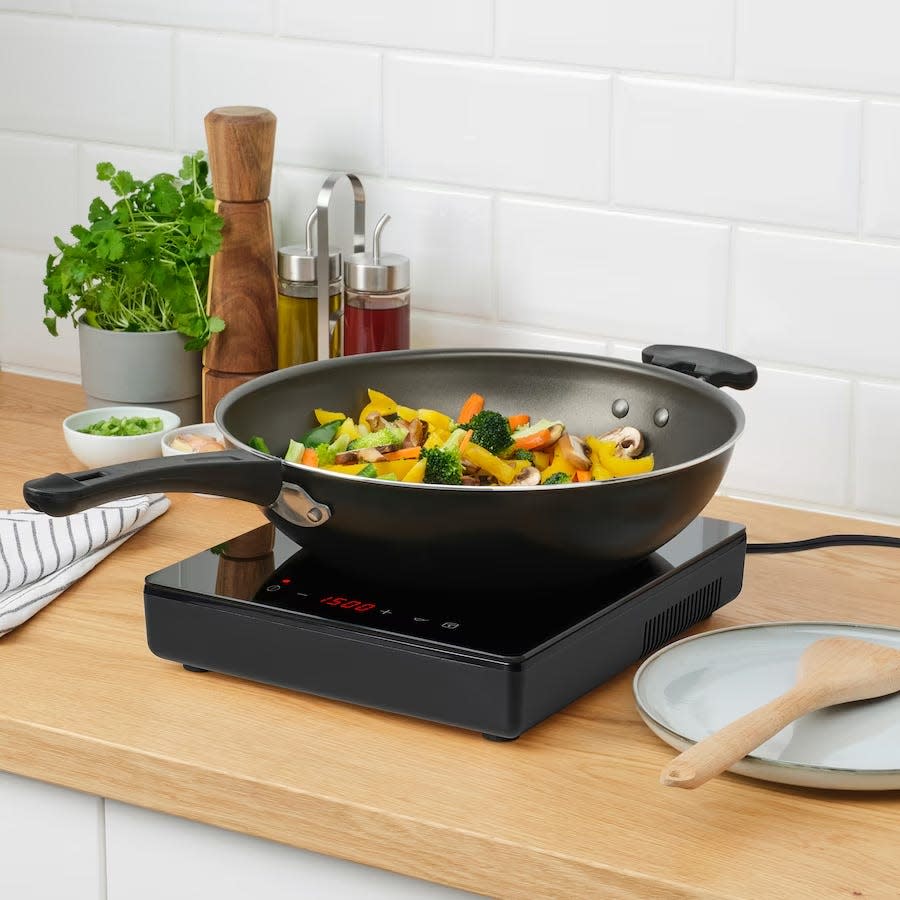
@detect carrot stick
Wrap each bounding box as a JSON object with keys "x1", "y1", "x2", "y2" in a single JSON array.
[
  {"x1": 507, "y1": 414, "x2": 530, "y2": 430},
  {"x1": 301, "y1": 447, "x2": 319, "y2": 467},
  {"x1": 381, "y1": 446, "x2": 421, "y2": 461},
  {"x1": 457, "y1": 393, "x2": 484, "y2": 424},
  {"x1": 512, "y1": 428, "x2": 551, "y2": 451},
  {"x1": 459, "y1": 429, "x2": 474, "y2": 453},
  {"x1": 574, "y1": 469, "x2": 591, "y2": 483}
]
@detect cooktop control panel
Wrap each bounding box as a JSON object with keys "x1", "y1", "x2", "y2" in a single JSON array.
[{"x1": 145, "y1": 518, "x2": 746, "y2": 657}]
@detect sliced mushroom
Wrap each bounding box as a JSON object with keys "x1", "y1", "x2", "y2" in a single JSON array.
[
  {"x1": 597, "y1": 426, "x2": 645, "y2": 459},
  {"x1": 462, "y1": 475, "x2": 481, "y2": 486},
  {"x1": 357, "y1": 447, "x2": 386, "y2": 463},
  {"x1": 512, "y1": 466, "x2": 541, "y2": 486},
  {"x1": 525, "y1": 422, "x2": 565, "y2": 451},
  {"x1": 557, "y1": 434, "x2": 591, "y2": 471},
  {"x1": 334, "y1": 450, "x2": 359, "y2": 465},
  {"x1": 402, "y1": 418, "x2": 428, "y2": 448},
  {"x1": 462, "y1": 458, "x2": 480, "y2": 476}
]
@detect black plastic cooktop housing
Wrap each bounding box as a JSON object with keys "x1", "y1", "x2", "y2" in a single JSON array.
[{"x1": 144, "y1": 517, "x2": 746, "y2": 740}]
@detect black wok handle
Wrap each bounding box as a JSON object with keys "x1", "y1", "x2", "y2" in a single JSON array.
[
  {"x1": 642, "y1": 345, "x2": 758, "y2": 390},
  {"x1": 24, "y1": 450, "x2": 284, "y2": 517}
]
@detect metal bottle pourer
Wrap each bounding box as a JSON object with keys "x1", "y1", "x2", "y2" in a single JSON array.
[{"x1": 314, "y1": 174, "x2": 366, "y2": 360}]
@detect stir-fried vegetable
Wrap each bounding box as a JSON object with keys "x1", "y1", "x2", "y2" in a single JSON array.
[{"x1": 268, "y1": 388, "x2": 655, "y2": 486}]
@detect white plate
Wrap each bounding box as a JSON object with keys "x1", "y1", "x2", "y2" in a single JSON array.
[{"x1": 633, "y1": 622, "x2": 900, "y2": 790}]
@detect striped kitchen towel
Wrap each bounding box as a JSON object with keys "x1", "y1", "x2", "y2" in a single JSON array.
[{"x1": 0, "y1": 494, "x2": 169, "y2": 636}]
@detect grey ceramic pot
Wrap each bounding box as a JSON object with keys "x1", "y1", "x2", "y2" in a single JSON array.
[{"x1": 78, "y1": 323, "x2": 201, "y2": 421}]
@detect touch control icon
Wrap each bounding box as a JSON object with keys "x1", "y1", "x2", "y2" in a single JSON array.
[
  {"x1": 265, "y1": 585, "x2": 281, "y2": 592},
  {"x1": 442, "y1": 622, "x2": 460, "y2": 630}
]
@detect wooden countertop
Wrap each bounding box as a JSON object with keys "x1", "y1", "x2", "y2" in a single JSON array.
[{"x1": 2, "y1": 372, "x2": 899, "y2": 899}]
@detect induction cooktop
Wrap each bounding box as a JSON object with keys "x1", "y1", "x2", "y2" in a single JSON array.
[{"x1": 144, "y1": 517, "x2": 746, "y2": 740}]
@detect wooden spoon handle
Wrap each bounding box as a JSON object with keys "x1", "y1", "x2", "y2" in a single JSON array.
[{"x1": 660, "y1": 688, "x2": 815, "y2": 789}]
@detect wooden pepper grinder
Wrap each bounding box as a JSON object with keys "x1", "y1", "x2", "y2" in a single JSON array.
[{"x1": 202, "y1": 106, "x2": 278, "y2": 422}]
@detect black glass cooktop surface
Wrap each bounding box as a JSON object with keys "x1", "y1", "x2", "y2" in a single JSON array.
[{"x1": 145, "y1": 517, "x2": 745, "y2": 659}]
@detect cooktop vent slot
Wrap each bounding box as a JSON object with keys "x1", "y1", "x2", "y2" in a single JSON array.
[{"x1": 641, "y1": 577, "x2": 722, "y2": 657}]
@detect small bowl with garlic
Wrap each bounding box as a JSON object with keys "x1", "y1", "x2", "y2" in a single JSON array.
[{"x1": 161, "y1": 422, "x2": 226, "y2": 457}]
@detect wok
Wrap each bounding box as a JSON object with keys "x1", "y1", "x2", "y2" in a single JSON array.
[{"x1": 24, "y1": 345, "x2": 757, "y2": 587}]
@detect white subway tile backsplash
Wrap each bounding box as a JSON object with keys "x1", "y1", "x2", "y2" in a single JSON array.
[
  {"x1": 855, "y1": 382, "x2": 900, "y2": 517},
  {"x1": 0, "y1": 250, "x2": 80, "y2": 377},
  {"x1": 385, "y1": 57, "x2": 610, "y2": 201},
  {"x1": 76, "y1": 0, "x2": 275, "y2": 32},
  {"x1": 413, "y1": 311, "x2": 610, "y2": 357},
  {"x1": 175, "y1": 34, "x2": 381, "y2": 173},
  {"x1": 614, "y1": 78, "x2": 860, "y2": 231},
  {"x1": 721, "y1": 366, "x2": 852, "y2": 507},
  {"x1": 0, "y1": 16, "x2": 171, "y2": 147},
  {"x1": 496, "y1": 0, "x2": 733, "y2": 77},
  {"x1": 281, "y1": 0, "x2": 491, "y2": 55},
  {"x1": 0, "y1": 7, "x2": 898, "y2": 525},
  {"x1": 0, "y1": 135, "x2": 77, "y2": 254},
  {"x1": 863, "y1": 102, "x2": 900, "y2": 238},
  {"x1": 737, "y1": 0, "x2": 900, "y2": 95},
  {"x1": 497, "y1": 198, "x2": 728, "y2": 346},
  {"x1": 733, "y1": 228, "x2": 900, "y2": 380},
  {"x1": 275, "y1": 170, "x2": 493, "y2": 318}
]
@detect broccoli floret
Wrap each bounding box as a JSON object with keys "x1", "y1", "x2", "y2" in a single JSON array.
[
  {"x1": 349, "y1": 426, "x2": 405, "y2": 450},
  {"x1": 248, "y1": 435, "x2": 270, "y2": 454},
  {"x1": 544, "y1": 472, "x2": 572, "y2": 485},
  {"x1": 512, "y1": 449, "x2": 534, "y2": 463},
  {"x1": 314, "y1": 443, "x2": 336, "y2": 466},
  {"x1": 422, "y1": 446, "x2": 463, "y2": 485},
  {"x1": 465, "y1": 410, "x2": 513, "y2": 455},
  {"x1": 313, "y1": 433, "x2": 351, "y2": 466}
]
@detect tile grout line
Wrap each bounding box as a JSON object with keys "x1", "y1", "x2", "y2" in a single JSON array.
[
  {"x1": 730, "y1": 0, "x2": 739, "y2": 80},
  {"x1": 723, "y1": 223, "x2": 737, "y2": 352},
  {"x1": 857, "y1": 101, "x2": 867, "y2": 238}
]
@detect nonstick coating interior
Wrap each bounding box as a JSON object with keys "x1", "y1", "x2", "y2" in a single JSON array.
[{"x1": 219, "y1": 349, "x2": 743, "y2": 472}]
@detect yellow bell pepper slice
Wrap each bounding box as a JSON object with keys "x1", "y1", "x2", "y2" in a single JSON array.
[
  {"x1": 532, "y1": 450, "x2": 551, "y2": 470},
  {"x1": 367, "y1": 388, "x2": 397, "y2": 415},
  {"x1": 591, "y1": 463, "x2": 613, "y2": 481},
  {"x1": 540, "y1": 442, "x2": 576, "y2": 483},
  {"x1": 417, "y1": 409, "x2": 453, "y2": 432},
  {"x1": 396, "y1": 404, "x2": 418, "y2": 421},
  {"x1": 586, "y1": 437, "x2": 655, "y2": 478},
  {"x1": 423, "y1": 430, "x2": 449, "y2": 449},
  {"x1": 337, "y1": 418, "x2": 360, "y2": 441},
  {"x1": 402, "y1": 459, "x2": 427, "y2": 483},
  {"x1": 314, "y1": 408, "x2": 346, "y2": 425},
  {"x1": 324, "y1": 463, "x2": 367, "y2": 476},
  {"x1": 373, "y1": 459, "x2": 417, "y2": 479},
  {"x1": 463, "y1": 444, "x2": 516, "y2": 485}
]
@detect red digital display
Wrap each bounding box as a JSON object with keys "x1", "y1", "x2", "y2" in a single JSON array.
[{"x1": 320, "y1": 596, "x2": 377, "y2": 613}]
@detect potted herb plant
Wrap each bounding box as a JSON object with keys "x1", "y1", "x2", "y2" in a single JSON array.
[{"x1": 42, "y1": 151, "x2": 224, "y2": 415}]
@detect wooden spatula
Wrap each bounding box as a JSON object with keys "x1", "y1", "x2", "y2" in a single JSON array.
[{"x1": 660, "y1": 637, "x2": 900, "y2": 789}]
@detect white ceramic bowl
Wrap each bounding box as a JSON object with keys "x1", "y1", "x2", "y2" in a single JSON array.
[
  {"x1": 161, "y1": 422, "x2": 226, "y2": 457},
  {"x1": 63, "y1": 405, "x2": 181, "y2": 469}
]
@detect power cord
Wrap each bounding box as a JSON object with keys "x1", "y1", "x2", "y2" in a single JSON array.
[{"x1": 747, "y1": 534, "x2": 900, "y2": 554}]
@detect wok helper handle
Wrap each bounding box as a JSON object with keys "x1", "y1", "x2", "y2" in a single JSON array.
[
  {"x1": 202, "y1": 106, "x2": 279, "y2": 422},
  {"x1": 660, "y1": 687, "x2": 817, "y2": 789}
]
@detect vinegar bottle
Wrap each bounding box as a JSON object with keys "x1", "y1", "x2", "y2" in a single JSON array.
[{"x1": 343, "y1": 214, "x2": 410, "y2": 355}]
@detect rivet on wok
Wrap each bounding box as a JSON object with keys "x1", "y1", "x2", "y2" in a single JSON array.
[
  {"x1": 653, "y1": 407, "x2": 670, "y2": 428},
  {"x1": 611, "y1": 398, "x2": 629, "y2": 418},
  {"x1": 307, "y1": 508, "x2": 324, "y2": 523}
]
